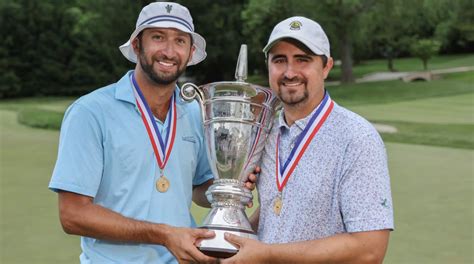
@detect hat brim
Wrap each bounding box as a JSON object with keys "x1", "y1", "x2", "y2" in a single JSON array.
[
  {"x1": 119, "y1": 23, "x2": 206, "y2": 66},
  {"x1": 263, "y1": 35, "x2": 330, "y2": 58}
]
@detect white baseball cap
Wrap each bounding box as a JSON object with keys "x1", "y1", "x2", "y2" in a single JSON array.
[
  {"x1": 119, "y1": 2, "x2": 206, "y2": 66},
  {"x1": 263, "y1": 16, "x2": 330, "y2": 58}
]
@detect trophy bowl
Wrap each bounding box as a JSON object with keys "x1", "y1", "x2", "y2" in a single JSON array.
[{"x1": 179, "y1": 45, "x2": 279, "y2": 258}]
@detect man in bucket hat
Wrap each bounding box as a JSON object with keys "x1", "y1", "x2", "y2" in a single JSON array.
[
  {"x1": 222, "y1": 16, "x2": 393, "y2": 263},
  {"x1": 49, "y1": 2, "x2": 250, "y2": 263}
]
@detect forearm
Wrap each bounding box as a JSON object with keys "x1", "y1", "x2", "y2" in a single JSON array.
[
  {"x1": 59, "y1": 191, "x2": 170, "y2": 245},
  {"x1": 265, "y1": 230, "x2": 390, "y2": 264},
  {"x1": 249, "y1": 207, "x2": 260, "y2": 232},
  {"x1": 192, "y1": 179, "x2": 213, "y2": 208}
]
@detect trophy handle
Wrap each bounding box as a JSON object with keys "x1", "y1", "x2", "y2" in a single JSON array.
[{"x1": 180, "y1": 82, "x2": 205, "y2": 122}]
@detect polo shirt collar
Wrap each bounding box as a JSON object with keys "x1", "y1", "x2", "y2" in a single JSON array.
[
  {"x1": 115, "y1": 71, "x2": 136, "y2": 104},
  {"x1": 278, "y1": 108, "x2": 313, "y2": 132},
  {"x1": 115, "y1": 71, "x2": 189, "y2": 119},
  {"x1": 278, "y1": 94, "x2": 328, "y2": 132}
]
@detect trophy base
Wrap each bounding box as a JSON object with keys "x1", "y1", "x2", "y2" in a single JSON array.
[{"x1": 198, "y1": 227, "x2": 257, "y2": 258}]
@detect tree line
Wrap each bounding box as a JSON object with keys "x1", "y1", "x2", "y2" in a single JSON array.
[{"x1": 1, "y1": 0, "x2": 472, "y2": 98}]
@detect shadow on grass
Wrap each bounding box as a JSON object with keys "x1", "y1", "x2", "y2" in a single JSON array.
[
  {"x1": 376, "y1": 120, "x2": 474, "y2": 150},
  {"x1": 17, "y1": 107, "x2": 64, "y2": 130}
]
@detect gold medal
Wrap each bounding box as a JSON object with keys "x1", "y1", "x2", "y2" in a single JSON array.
[
  {"x1": 273, "y1": 195, "x2": 282, "y2": 215},
  {"x1": 156, "y1": 176, "x2": 170, "y2": 193}
]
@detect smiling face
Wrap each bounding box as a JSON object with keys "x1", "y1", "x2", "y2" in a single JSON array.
[
  {"x1": 134, "y1": 28, "x2": 194, "y2": 86},
  {"x1": 267, "y1": 39, "x2": 333, "y2": 119}
]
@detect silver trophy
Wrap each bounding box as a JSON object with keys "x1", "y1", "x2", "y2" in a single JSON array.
[{"x1": 180, "y1": 45, "x2": 279, "y2": 258}]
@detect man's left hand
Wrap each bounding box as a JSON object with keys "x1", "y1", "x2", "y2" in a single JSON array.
[
  {"x1": 243, "y1": 166, "x2": 260, "y2": 208},
  {"x1": 220, "y1": 232, "x2": 268, "y2": 264}
]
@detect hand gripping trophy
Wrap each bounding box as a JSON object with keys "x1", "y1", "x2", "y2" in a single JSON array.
[{"x1": 180, "y1": 45, "x2": 279, "y2": 258}]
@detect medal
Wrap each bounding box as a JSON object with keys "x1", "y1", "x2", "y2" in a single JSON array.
[
  {"x1": 273, "y1": 194, "x2": 282, "y2": 215},
  {"x1": 131, "y1": 73, "x2": 177, "y2": 192},
  {"x1": 275, "y1": 93, "x2": 334, "y2": 208},
  {"x1": 156, "y1": 176, "x2": 170, "y2": 193}
]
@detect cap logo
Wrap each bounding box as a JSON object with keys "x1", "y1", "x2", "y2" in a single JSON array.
[
  {"x1": 165, "y1": 4, "x2": 173, "y2": 13},
  {"x1": 289, "y1": 21, "x2": 302, "y2": 30}
]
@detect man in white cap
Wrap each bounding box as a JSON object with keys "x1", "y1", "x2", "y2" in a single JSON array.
[
  {"x1": 48, "y1": 2, "x2": 255, "y2": 263},
  {"x1": 222, "y1": 16, "x2": 394, "y2": 263}
]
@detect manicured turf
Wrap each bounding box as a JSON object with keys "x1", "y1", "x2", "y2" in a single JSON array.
[
  {"x1": 0, "y1": 110, "x2": 80, "y2": 263},
  {"x1": 379, "y1": 121, "x2": 473, "y2": 149},
  {"x1": 17, "y1": 107, "x2": 65, "y2": 130},
  {"x1": 328, "y1": 54, "x2": 474, "y2": 80},
  {"x1": 327, "y1": 72, "x2": 474, "y2": 107},
  {"x1": 383, "y1": 143, "x2": 473, "y2": 264},
  {"x1": 1, "y1": 55, "x2": 472, "y2": 263},
  {"x1": 346, "y1": 92, "x2": 474, "y2": 149},
  {"x1": 349, "y1": 92, "x2": 474, "y2": 125},
  {"x1": 2, "y1": 109, "x2": 472, "y2": 263}
]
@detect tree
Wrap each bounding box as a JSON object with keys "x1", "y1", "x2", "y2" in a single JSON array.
[
  {"x1": 0, "y1": 0, "x2": 141, "y2": 97},
  {"x1": 0, "y1": 0, "x2": 80, "y2": 97},
  {"x1": 433, "y1": 0, "x2": 474, "y2": 53},
  {"x1": 324, "y1": 0, "x2": 378, "y2": 83},
  {"x1": 0, "y1": 2, "x2": 21, "y2": 98},
  {"x1": 63, "y1": 0, "x2": 140, "y2": 94},
  {"x1": 362, "y1": 0, "x2": 414, "y2": 72},
  {"x1": 1, "y1": 0, "x2": 471, "y2": 98},
  {"x1": 241, "y1": 0, "x2": 301, "y2": 78},
  {"x1": 242, "y1": 0, "x2": 378, "y2": 83},
  {"x1": 176, "y1": 0, "x2": 248, "y2": 83},
  {"x1": 410, "y1": 39, "x2": 441, "y2": 70}
]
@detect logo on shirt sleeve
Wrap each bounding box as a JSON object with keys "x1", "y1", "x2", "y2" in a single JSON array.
[{"x1": 381, "y1": 198, "x2": 390, "y2": 209}]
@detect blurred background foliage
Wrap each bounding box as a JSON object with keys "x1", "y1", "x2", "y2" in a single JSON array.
[{"x1": 0, "y1": 0, "x2": 472, "y2": 98}]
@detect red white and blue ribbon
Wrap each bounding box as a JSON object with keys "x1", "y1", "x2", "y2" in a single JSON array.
[
  {"x1": 131, "y1": 73, "x2": 177, "y2": 171},
  {"x1": 276, "y1": 93, "x2": 334, "y2": 192}
]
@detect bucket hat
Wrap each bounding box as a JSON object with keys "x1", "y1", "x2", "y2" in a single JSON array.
[{"x1": 119, "y1": 2, "x2": 206, "y2": 66}]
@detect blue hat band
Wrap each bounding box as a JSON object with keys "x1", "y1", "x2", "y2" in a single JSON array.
[{"x1": 139, "y1": 15, "x2": 193, "y2": 32}]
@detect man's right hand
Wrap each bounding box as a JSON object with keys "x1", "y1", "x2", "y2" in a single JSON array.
[
  {"x1": 58, "y1": 191, "x2": 218, "y2": 263},
  {"x1": 163, "y1": 226, "x2": 217, "y2": 264}
]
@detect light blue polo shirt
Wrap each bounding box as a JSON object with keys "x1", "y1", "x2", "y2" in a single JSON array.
[{"x1": 49, "y1": 71, "x2": 213, "y2": 263}]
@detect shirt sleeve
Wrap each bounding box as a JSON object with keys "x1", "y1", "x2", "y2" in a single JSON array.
[
  {"x1": 339, "y1": 128, "x2": 394, "y2": 233},
  {"x1": 49, "y1": 102, "x2": 104, "y2": 197}
]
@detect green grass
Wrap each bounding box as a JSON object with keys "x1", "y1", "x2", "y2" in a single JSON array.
[
  {"x1": 250, "y1": 53, "x2": 474, "y2": 84},
  {"x1": 443, "y1": 70, "x2": 474, "y2": 82},
  {"x1": 17, "y1": 107, "x2": 65, "y2": 130},
  {"x1": 0, "y1": 110, "x2": 80, "y2": 263},
  {"x1": 328, "y1": 53, "x2": 474, "y2": 80},
  {"x1": 3, "y1": 73, "x2": 472, "y2": 150},
  {"x1": 2, "y1": 111, "x2": 471, "y2": 263},
  {"x1": 348, "y1": 92, "x2": 474, "y2": 125},
  {"x1": 328, "y1": 71, "x2": 474, "y2": 107},
  {"x1": 0, "y1": 97, "x2": 73, "y2": 112},
  {"x1": 378, "y1": 121, "x2": 474, "y2": 149},
  {"x1": 332, "y1": 72, "x2": 474, "y2": 149},
  {"x1": 0, "y1": 97, "x2": 73, "y2": 130},
  {"x1": 1, "y1": 54, "x2": 473, "y2": 263},
  {"x1": 384, "y1": 143, "x2": 473, "y2": 264}
]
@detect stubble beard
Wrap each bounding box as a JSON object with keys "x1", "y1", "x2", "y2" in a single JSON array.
[
  {"x1": 138, "y1": 41, "x2": 188, "y2": 86},
  {"x1": 277, "y1": 78, "x2": 309, "y2": 106}
]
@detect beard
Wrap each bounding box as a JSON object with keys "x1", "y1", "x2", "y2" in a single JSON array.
[
  {"x1": 137, "y1": 41, "x2": 189, "y2": 86},
  {"x1": 277, "y1": 77, "x2": 309, "y2": 106}
]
